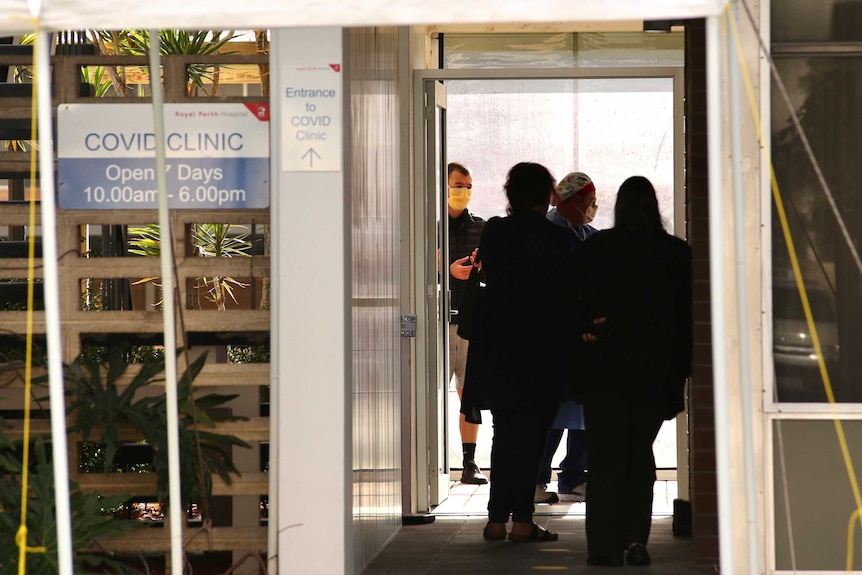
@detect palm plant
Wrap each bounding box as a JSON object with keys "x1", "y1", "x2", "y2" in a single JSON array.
[
  {"x1": 4, "y1": 34, "x2": 34, "y2": 154},
  {"x1": 190, "y1": 223, "x2": 252, "y2": 310},
  {"x1": 128, "y1": 223, "x2": 253, "y2": 310},
  {"x1": 92, "y1": 29, "x2": 237, "y2": 96},
  {"x1": 0, "y1": 434, "x2": 140, "y2": 575},
  {"x1": 62, "y1": 344, "x2": 250, "y2": 508},
  {"x1": 83, "y1": 64, "x2": 121, "y2": 97},
  {"x1": 5, "y1": 34, "x2": 111, "y2": 150}
]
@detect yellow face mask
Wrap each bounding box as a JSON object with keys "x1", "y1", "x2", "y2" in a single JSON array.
[{"x1": 448, "y1": 187, "x2": 472, "y2": 211}]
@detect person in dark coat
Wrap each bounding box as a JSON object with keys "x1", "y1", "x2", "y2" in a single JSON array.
[
  {"x1": 556, "y1": 175, "x2": 692, "y2": 567},
  {"x1": 461, "y1": 162, "x2": 575, "y2": 543}
]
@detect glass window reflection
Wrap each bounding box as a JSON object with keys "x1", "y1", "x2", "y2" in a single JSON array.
[
  {"x1": 771, "y1": 56, "x2": 862, "y2": 402},
  {"x1": 772, "y1": 0, "x2": 862, "y2": 43}
]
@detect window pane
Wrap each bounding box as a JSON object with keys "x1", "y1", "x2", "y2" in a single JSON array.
[
  {"x1": 443, "y1": 33, "x2": 575, "y2": 69},
  {"x1": 772, "y1": 0, "x2": 862, "y2": 43},
  {"x1": 577, "y1": 32, "x2": 683, "y2": 67},
  {"x1": 445, "y1": 75, "x2": 676, "y2": 470},
  {"x1": 445, "y1": 77, "x2": 675, "y2": 231},
  {"x1": 443, "y1": 32, "x2": 682, "y2": 69},
  {"x1": 771, "y1": 56, "x2": 862, "y2": 402}
]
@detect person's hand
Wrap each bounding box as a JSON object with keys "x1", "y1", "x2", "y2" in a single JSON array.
[
  {"x1": 450, "y1": 256, "x2": 473, "y2": 280},
  {"x1": 469, "y1": 248, "x2": 482, "y2": 271},
  {"x1": 582, "y1": 317, "x2": 607, "y2": 343}
]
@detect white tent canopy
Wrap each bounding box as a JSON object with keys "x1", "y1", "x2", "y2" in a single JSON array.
[
  {"x1": 3, "y1": 1, "x2": 740, "y2": 574},
  {"x1": 0, "y1": 0, "x2": 724, "y2": 34}
]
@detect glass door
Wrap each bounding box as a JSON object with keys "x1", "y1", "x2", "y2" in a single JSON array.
[{"x1": 415, "y1": 78, "x2": 451, "y2": 509}]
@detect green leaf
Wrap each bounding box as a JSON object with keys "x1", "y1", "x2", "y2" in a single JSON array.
[
  {"x1": 0, "y1": 438, "x2": 140, "y2": 575},
  {"x1": 61, "y1": 344, "x2": 250, "y2": 511}
]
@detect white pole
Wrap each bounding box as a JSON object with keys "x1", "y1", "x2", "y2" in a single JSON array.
[
  {"x1": 727, "y1": 2, "x2": 761, "y2": 573},
  {"x1": 36, "y1": 30, "x2": 74, "y2": 575},
  {"x1": 267, "y1": 275, "x2": 279, "y2": 575},
  {"x1": 148, "y1": 31, "x2": 184, "y2": 575},
  {"x1": 707, "y1": 13, "x2": 736, "y2": 574},
  {"x1": 267, "y1": 38, "x2": 280, "y2": 573}
]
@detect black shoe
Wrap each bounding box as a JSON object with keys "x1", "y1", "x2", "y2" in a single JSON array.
[
  {"x1": 586, "y1": 555, "x2": 624, "y2": 567},
  {"x1": 625, "y1": 543, "x2": 651, "y2": 566},
  {"x1": 460, "y1": 461, "x2": 488, "y2": 485}
]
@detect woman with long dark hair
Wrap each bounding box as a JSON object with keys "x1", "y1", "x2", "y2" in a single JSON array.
[
  {"x1": 557, "y1": 175, "x2": 692, "y2": 566},
  {"x1": 461, "y1": 162, "x2": 575, "y2": 542}
]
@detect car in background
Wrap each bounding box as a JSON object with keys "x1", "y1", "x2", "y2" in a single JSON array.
[{"x1": 772, "y1": 280, "x2": 839, "y2": 402}]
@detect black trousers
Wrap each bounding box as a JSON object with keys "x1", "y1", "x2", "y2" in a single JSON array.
[
  {"x1": 582, "y1": 391, "x2": 664, "y2": 557},
  {"x1": 488, "y1": 402, "x2": 558, "y2": 523}
]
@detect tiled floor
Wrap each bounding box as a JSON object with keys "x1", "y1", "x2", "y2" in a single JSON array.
[
  {"x1": 433, "y1": 476, "x2": 678, "y2": 518},
  {"x1": 362, "y1": 478, "x2": 715, "y2": 574}
]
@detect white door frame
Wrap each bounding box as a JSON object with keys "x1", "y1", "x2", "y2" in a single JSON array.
[{"x1": 412, "y1": 77, "x2": 451, "y2": 511}]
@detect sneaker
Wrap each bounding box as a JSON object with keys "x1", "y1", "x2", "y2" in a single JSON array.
[
  {"x1": 558, "y1": 482, "x2": 586, "y2": 502},
  {"x1": 534, "y1": 484, "x2": 559, "y2": 504},
  {"x1": 460, "y1": 461, "x2": 489, "y2": 485}
]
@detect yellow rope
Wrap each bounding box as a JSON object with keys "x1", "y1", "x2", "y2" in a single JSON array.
[
  {"x1": 725, "y1": 4, "x2": 862, "y2": 569},
  {"x1": 849, "y1": 509, "x2": 862, "y2": 571},
  {"x1": 16, "y1": 526, "x2": 47, "y2": 554},
  {"x1": 17, "y1": 21, "x2": 48, "y2": 574}
]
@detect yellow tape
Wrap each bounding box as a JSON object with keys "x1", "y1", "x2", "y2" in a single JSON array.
[{"x1": 17, "y1": 20, "x2": 48, "y2": 575}]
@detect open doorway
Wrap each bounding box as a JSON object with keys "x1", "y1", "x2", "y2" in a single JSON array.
[{"x1": 414, "y1": 67, "x2": 685, "y2": 512}]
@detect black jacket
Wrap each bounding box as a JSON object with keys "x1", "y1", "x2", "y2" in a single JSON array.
[
  {"x1": 556, "y1": 228, "x2": 692, "y2": 419},
  {"x1": 461, "y1": 211, "x2": 575, "y2": 421},
  {"x1": 448, "y1": 209, "x2": 485, "y2": 324}
]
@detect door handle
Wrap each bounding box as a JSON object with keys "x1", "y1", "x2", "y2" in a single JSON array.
[{"x1": 447, "y1": 289, "x2": 457, "y2": 319}]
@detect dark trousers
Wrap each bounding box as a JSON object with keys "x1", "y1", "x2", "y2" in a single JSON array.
[
  {"x1": 488, "y1": 403, "x2": 558, "y2": 523},
  {"x1": 537, "y1": 428, "x2": 588, "y2": 490},
  {"x1": 582, "y1": 392, "x2": 664, "y2": 557}
]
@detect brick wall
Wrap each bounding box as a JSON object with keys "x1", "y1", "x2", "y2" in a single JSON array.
[{"x1": 685, "y1": 19, "x2": 720, "y2": 567}]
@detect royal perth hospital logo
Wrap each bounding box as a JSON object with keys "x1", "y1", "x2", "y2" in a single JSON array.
[{"x1": 243, "y1": 103, "x2": 270, "y2": 121}]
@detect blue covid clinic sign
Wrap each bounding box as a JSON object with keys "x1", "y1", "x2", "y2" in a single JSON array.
[{"x1": 58, "y1": 103, "x2": 270, "y2": 209}]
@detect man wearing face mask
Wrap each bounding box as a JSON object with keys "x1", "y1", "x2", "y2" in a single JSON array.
[
  {"x1": 447, "y1": 161, "x2": 488, "y2": 485},
  {"x1": 535, "y1": 171, "x2": 599, "y2": 504}
]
